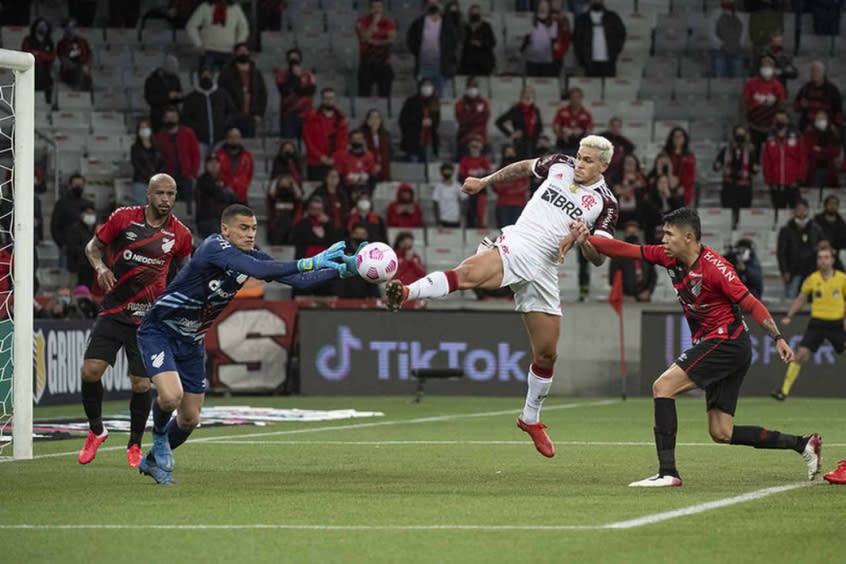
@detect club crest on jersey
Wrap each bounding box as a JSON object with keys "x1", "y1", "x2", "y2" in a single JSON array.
[
  {"x1": 581, "y1": 194, "x2": 597, "y2": 210},
  {"x1": 540, "y1": 187, "x2": 584, "y2": 220},
  {"x1": 125, "y1": 232, "x2": 138, "y2": 241},
  {"x1": 162, "y1": 238, "x2": 175, "y2": 253}
]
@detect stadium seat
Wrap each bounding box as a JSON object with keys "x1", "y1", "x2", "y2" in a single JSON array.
[
  {"x1": 52, "y1": 110, "x2": 90, "y2": 132},
  {"x1": 708, "y1": 78, "x2": 743, "y2": 99},
  {"x1": 391, "y1": 161, "x2": 427, "y2": 182},
  {"x1": 639, "y1": 76, "x2": 675, "y2": 101},
  {"x1": 121, "y1": 67, "x2": 147, "y2": 89},
  {"x1": 644, "y1": 56, "x2": 679, "y2": 79},
  {"x1": 690, "y1": 117, "x2": 725, "y2": 143},
  {"x1": 797, "y1": 34, "x2": 834, "y2": 57},
  {"x1": 615, "y1": 99, "x2": 654, "y2": 124},
  {"x1": 87, "y1": 132, "x2": 127, "y2": 157},
  {"x1": 699, "y1": 208, "x2": 733, "y2": 232},
  {"x1": 673, "y1": 77, "x2": 707, "y2": 100},
  {"x1": 424, "y1": 245, "x2": 466, "y2": 270},
  {"x1": 654, "y1": 15, "x2": 688, "y2": 52},
  {"x1": 539, "y1": 99, "x2": 561, "y2": 128},
  {"x1": 490, "y1": 76, "x2": 524, "y2": 104},
  {"x1": 133, "y1": 49, "x2": 166, "y2": 72},
  {"x1": 92, "y1": 88, "x2": 127, "y2": 112},
  {"x1": 91, "y1": 111, "x2": 126, "y2": 134},
  {"x1": 0, "y1": 26, "x2": 27, "y2": 50},
  {"x1": 567, "y1": 77, "x2": 603, "y2": 102},
  {"x1": 525, "y1": 77, "x2": 562, "y2": 104},
  {"x1": 587, "y1": 101, "x2": 614, "y2": 129},
  {"x1": 57, "y1": 91, "x2": 93, "y2": 112},
  {"x1": 679, "y1": 57, "x2": 707, "y2": 79},
  {"x1": 260, "y1": 31, "x2": 297, "y2": 52},
  {"x1": 426, "y1": 226, "x2": 465, "y2": 248},
  {"x1": 604, "y1": 78, "x2": 641, "y2": 104},
  {"x1": 738, "y1": 208, "x2": 776, "y2": 231}
]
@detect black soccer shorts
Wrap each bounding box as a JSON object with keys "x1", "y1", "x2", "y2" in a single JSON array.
[
  {"x1": 799, "y1": 318, "x2": 846, "y2": 354},
  {"x1": 83, "y1": 315, "x2": 147, "y2": 377},
  {"x1": 674, "y1": 330, "x2": 752, "y2": 416}
]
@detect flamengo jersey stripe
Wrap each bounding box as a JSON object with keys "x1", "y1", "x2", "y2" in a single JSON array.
[
  {"x1": 801, "y1": 270, "x2": 846, "y2": 321},
  {"x1": 96, "y1": 206, "x2": 193, "y2": 325}
]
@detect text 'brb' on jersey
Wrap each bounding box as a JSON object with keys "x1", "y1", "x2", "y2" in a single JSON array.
[
  {"x1": 642, "y1": 245, "x2": 751, "y2": 343},
  {"x1": 515, "y1": 153, "x2": 619, "y2": 260},
  {"x1": 97, "y1": 206, "x2": 193, "y2": 324},
  {"x1": 145, "y1": 234, "x2": 273, "y2": 342}
]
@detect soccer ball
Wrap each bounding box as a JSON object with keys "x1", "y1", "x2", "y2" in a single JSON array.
[{"x1": 356, "y1": 242, "x2": 398, "y2": 283}]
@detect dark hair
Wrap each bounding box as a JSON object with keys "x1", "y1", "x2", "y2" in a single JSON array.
[
  {"x1": 568, "y1": 87, "x2": 583, "y2": 99},
  {"x1": 80, "y1": 200, "x2": 96, "y2": 212},
  {"x1": 823, "y1": 194, "x2": 840, "y2": 207},
  {"x1": 440, "y1": 162, "x2": 454, "y2": 173},
  {"x1": 320, "y1": 87, "x2": 335, "y2": 97},
  {"x1": 69, "y1": 173, "x2": 85, "y2": 185},
  {"x1": 350, "y1": 222, "x2": 370, "y2": 234},
  {"x1": 662, "y1": 207, "x2": 701, "y2": 241},
  {"x1": 162, "y1": 105, "x2": 180, "y2": 117},
  {"x1": 233, "y1": 41, "x2": 249, "y2": 53},
  {"x1": 286, "y1": 47, "x2": 302, "y2": 60},
  {"x1": 817, "y1": 241, "x2": 833, "y2": 257},
  {"x1": 221, "y1": 204, "x2": 254, "y2": 223},
  {"x1": 664, "y1": 127, "x2": 690, "y2": 155},
  {"x1": 795, "y1": 197, "x2": 809, "y2": 209},
  {"x1": 205, "y1": 155, "x2": 220, "y2": 163},
  {"x1": 393, "y1": 231, "x2": 414, "y2": 249}
]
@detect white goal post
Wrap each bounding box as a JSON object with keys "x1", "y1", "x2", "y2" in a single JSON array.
[{"x1": 0, "y1": 48, "x2": 35, "y2": 460}]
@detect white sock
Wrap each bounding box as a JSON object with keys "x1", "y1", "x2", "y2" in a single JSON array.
[
  {"x1": 521, "y1": 367, "x2": 553, "y2": 424},
  {"x1": 407, "y1": 271, "x2": 452, "y2": 300}
]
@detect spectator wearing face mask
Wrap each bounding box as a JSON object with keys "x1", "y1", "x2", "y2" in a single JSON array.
[
  {"x1": 393, "y1": 231, "x2": 427, "y2": 285},
  {"x1": 21, "y1": 18, "x2": 56, "y2": 103},
  {"x1": 218, "y1": 43, "x2": 267, "y2": 138},
  {"x1": 266, "y1": 172, "x2": 303, "y2": 245},
  {"x1": 386, "y1": 183, "x2": 424, "y2": 228},
  {"x1": 130, "y1": 118, "x2": 165, "y2": 206},
  {"x1": 213, "y1": 126, "x2": 254, "y2": 203},
  {"x1": 306, "y1": 168, "x2": 350, "y2": 232},
  {"x1": 725, "y1": 238, "x2": 763, "y2": 299},
  {"x1": 743, "y1": 55, "x2": 785, "y2": 158},
  {"x1": 335, "y1": 224, "x2": 381, "y2": 299},
  {"x1": 144, "y1": 55, "x2": 183, "y2": 132},
  {"x1": 714, "y1": 125, "x2": 758, "y2": 229},
  {"x1": 155, "y1": 106, "x2": 202, "y2": 210},
  {"x1": 334, "y1": 130, "x2": 380, "y2": 202},
  {"x1": 455, "y1": 76, "x2": 490, "y2": 158},
  {"x1": 793, "y1": 61, "x2": 843, "y2": 134},
  {"x1": 72, "y1": 285, "x2": 99, "y2": 319},
  {"x1": 814, "y1": 195, "x2": 846, "y2": 270},
  {"x1": 406, "y1": 0, "x2": 460, "y2": 96},
  {"x1": 304, "y1": 88, "x2": 350, "y2": 181},
  {"x1": 195, "y1": 155, "x2": 237, "y2": 237},
  {"x1": 356, "y1": 0, "x2": 397, "y2": 97},
  {"x1": 399, "y1": 79, "x2": 441, "y2": 162},
  {"x1": 51, "y1": 174, "x2": 88, "y2": 254},
  {"x1": 360, "y1": 110, "x2": 392, "y2": 182},
  {"x1": 802, "y1": 110, "x2": 842, "y2": 189},
  {"x1": 347, "y1": 194, "x2": 387, "y2": 243},
  {"x1": 432, "y1": 163, "x2": 465, "y2": 228},
  {"x1": 573, "y1": 0, "x2": 626, "y2": 77},
  {"x1": 459, "y1": 4, "x2": 497, "y2": 76},
  {"x1": 459, "y1": 134, "x2": 492, "y2": 228},
  {"x1": 186, "y1": 0, "x2": 250, "y2": 71},
  {"x1": 181, "y1": 65, "x2": 237, "y2": 152},
  {"x1": 608, "y1": 220, "x2": 657, "y2": 302},
  {"x1": 276, "y1": 48, "x2": 317, "y2": 140},
  {"x1": 495, "y1": 86, "x2": 543, "y2": 160},
  {"x1": 778, "y1": 198, "x2": 825, "y2": 298},
  {"x1": 762, "y1": 31, "x2": 797, "y2": 89},
  {"x1": 56, "y1": 18, "x2": 92, "y2": 91},
  {"x1": 492, "y1": 144, "x2": 530, "y2": 228},
  {"x1": 613, "y1": 153, "x2": 647, "y2": 226},
  {"x1": 270, "y1": 140, "x2": 303, "y2": 186},
  {"x1": 762, "y1": 110, "x2": 806, "y2": 214},
  {"x1": 40, "y1": 287, "x2": 80, "y2": 320},
  {"x1": 64, "y1": 202, "x2": 97, "y2": 288}
]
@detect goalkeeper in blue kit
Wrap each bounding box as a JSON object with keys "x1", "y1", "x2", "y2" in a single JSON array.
[{"x1": 136, "y1": 204, "x2": 362, "y2": 484}]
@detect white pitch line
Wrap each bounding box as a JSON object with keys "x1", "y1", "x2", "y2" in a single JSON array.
[
  {"x1": 200, "y1": 440, "x2": 846, "y2": 447},
  {"x1": 0, "y1": 482, "x2": 814, "y2": 532},
  {"x1": 0, "y1": 400, "x2": 618, "y2": 463}
]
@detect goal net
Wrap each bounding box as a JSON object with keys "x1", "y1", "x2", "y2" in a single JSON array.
[{"x1": 0, "y1": 48, "x2": 35, "y2": 460}]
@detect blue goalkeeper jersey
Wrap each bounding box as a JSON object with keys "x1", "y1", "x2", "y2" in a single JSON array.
[{"x1": 143, "y1": 234, "x2": 338, "y2": 342}]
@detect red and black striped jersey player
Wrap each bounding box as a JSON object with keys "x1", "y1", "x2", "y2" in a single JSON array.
[
  {"x1": 77, "y1": 174, "x2": 193, "y2": 469},
  {"x1": 569, "y1": 208, "x2": 822, "y2": 487}
]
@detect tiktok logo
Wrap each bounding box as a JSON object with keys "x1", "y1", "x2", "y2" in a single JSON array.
[{"x1": 315, "y1": 326, "x2": 362, "y2": 381}]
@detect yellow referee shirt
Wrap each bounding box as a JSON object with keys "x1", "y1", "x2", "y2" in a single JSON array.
[{"x1": 800, "y1": 270, "x2": 846, "y2": 321}]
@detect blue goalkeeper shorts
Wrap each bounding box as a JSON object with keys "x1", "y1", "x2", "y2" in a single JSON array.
[{"x1": 137, "y1": 323, "x2": 207, "y2": 394}]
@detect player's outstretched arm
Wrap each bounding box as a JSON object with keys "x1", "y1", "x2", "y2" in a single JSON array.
[
  {"x1": 781, "y1": 292, "x2": 808, "y2": 325},
  {"x1": 586, "y1": 235, "x2": 643, "y2": 259},
  {"x1": 275, "y1": 242, "x2": 367, "y2": 288},
  {"x1": 85, "y1": 236, "x2": 116, "y2": 292},
  {"x1": 463, "y1": 159, "x2": 534, "y2": 194},
  {"x1": 217, "y1": 240, "x2": 346, "y2": 281},
  {"x1": 739, "y1": 293, "x2": 794, "y2": 363}
]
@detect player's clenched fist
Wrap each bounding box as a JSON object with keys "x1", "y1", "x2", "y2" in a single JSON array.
[{"x1": 462, "y1": 177, "x2": 486, "y2": 195}]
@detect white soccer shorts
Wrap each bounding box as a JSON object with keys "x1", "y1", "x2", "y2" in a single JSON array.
[{"x1": 489, "y1": 228, "x2": 562, "y2": 316}]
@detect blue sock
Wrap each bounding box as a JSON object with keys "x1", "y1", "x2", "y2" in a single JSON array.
[
  {"x1": 166, "y1": 418, "x2": 193, "y2": 450},
  {"x1": 152, "y1": 401, "x2": 173, "y2": 435}
]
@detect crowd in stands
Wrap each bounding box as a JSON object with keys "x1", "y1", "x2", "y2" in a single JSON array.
[{"x1": 7, "y1": 0, "x2": 846, "y2": 304}]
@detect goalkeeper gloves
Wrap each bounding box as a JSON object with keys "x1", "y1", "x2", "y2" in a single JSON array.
[
  {"x1": 297, "y1": 241, "x2": 346, "y2": 273},
  {"x1": 340, "y1": 241, "x2": 368, "y2": 279}
]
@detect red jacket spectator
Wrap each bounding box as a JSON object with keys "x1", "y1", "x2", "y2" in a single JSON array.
[
  {"x1": 762, "y1": 132, "x2": 806, "y2": 186},
  {"x1": 386, "y1": 183, "x2": 424, "y2": 228},
  {"x1": 802, "y1": 125, "x2": 841, "y2": 187},
  {"x1": 156, "y1": 126, "x2": 201, "y2": 182},
  {"x1": 743, "y1": 75, "x2": 785, "y2": 132},
  {"x1": 334, "y1": 146, "x2": 378, "y2": 198},
  {"x1": 362, "y1": 119, "x2": 392, "y2": 182},
  {"x1": 56, "y1": 33, "x2": 91, "y2": 65},
  {"x1": 669, "y1": 153, "x2": 696, "y2": 207},
  {"x1": 275, "y1": 65, "x2": 316, "y2": 117},
  {"x1": 458, "y1": 154, "x2": 492, "y2": 181},
  {"x1": 553, "y1": 102, "x2": 593, "y2": 151},
  {"x1": 455, "y1": 93, "x2": 490, "y2": 149},
  {"x1": 395, "y1": 248, "x2": 426, "y2": 285},
  {"x1": 215, "y1": 145, "x2": 255, "y2": 203},
  {"x1": 303, "y1": 106, "x2": 349, "y2": 166},
  {"x1": 493, "y1": 177, "x2": 530, "y2": 208}
]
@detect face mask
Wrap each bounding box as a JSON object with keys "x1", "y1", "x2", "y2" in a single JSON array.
[
  {"x1": 235, "y1": 54, "x2": 250, "y2": 64},
  {"x1": 282, "y1": 150, "x2": 295, "y2": 158},
  {"x1": 59, "y1": 295, "x2": 71, "y2": 305},
  {"x1": 469, "y1": 13, "x2": 481, "y2": 22},
  {"x1": 199, "y1": 76, "x2": 213, "y2": 89},
  {"x1": 739, "y1": 249, "x2": 751, "y2": 262},
  {"x1": 466, "y1": 87, "x2": 479, "y2": 98},
  {"x1": 760, "y1": 67, "x2": 774, "y2": 80},
  {"x1": 320, "y1": 103, "x2": 334, "y2": 112},
  {"x1": 164, "y1": 121, "x2": 178, "y2": 130},
  {"x1": 225, "y1": 142, "x2": 240, "y2": 152},
  {"x1": 815, "y1": 119, "x2": 828, "y2": 131},
  {"x1": 82, "y1": 213, "x2": 96, "y2": 226},
  {"x1": 421, "y1": 85, "x2": 434, "y2": 97},
  {"x1": 36, "y1": 24, "x2": 48, "y2": 36},
  {"x1": 288, "y1": 58, "x2": 300, "y2": 67},
  {"x1": 775, "y1": 121, "x2": 787, "y2": 131},
  {"x1": 734, "y1": 134, "x2": 745, "y2": 143},
  {"x1": 357, "y1": 200, "x2": 371, "y2": 212},
  {"x1": 427, "y1": 4, "x2": 440, "y2": 15},
  {"x1": 794, "y1": 217, "x2": 808, "y2": 227},
  {"x1": 351, "y1": 142, "x2": 365, "y2": 153},
  {"x1": 71, "y1": 184, "x2": 83, "y2": 194}
]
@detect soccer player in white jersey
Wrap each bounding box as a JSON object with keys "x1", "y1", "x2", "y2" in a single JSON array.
[{"x1": 386, "y1": 135, "x2": 619, "y2": 457}]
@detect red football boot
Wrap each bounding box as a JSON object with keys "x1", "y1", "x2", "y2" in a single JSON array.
[
  {"x1": 77, "y1": 429, "x2": 109, "y2": 465},
  {"x1": 824, "y1": 460, "x2": 846, "y2": 485},
  {"x1": 516, "y1": 417, "x2": 555, "y2": 458},
  {"x1": 127, "y1": 443, "x2": 143, "y2": 468}
]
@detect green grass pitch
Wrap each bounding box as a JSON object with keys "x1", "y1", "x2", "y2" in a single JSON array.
[{"x1": 1, "y1": 396, "x2": 844, "y2": 563}]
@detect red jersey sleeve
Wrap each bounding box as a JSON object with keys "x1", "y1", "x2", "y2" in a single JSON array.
[
  {"x1": 532, "y1": 153, "x2": 574, "y2": 178},
  {"x1": 641, "y1": 244, "x2": 672, "y2": 267},
  {"x1": 96, "y1": 207, "x2": 133, "y2": 245},
  {"x1": 709, "y1": 251, "x2": 750, "y2": 304},
  {"x1": 175, "y1": 222, "x2": 193, "y2": 258}
]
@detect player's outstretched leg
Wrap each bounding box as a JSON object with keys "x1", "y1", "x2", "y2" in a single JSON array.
[
  {"x1": 386, "y1": 270, "x2": 459, "y2": 312},
  {"x1": 729, "y1": 426, "x2": 822, "y2": 481},
  {"x1": 78, "y1": 360, "x2": 110, "y2": 465}
]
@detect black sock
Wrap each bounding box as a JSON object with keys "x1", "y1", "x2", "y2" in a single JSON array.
[
  {"x1": 152, "y1": 400, "x2": 173, "y2": 435},
  {"x1": 127, "y1": 390, "x2": 153, "y2": 448},
  {"x1": 166, "y1": 418, "x2": 193, "y2": 450},
  {"x1": 654, "y1": 398, "x2": 679, "y2": 477},
  {"x1": 81, "y1": 380, "x2": 104, "y2": 435},
  {"x1": 730, "y1": 426, "x2": 805, "y2": 452}
]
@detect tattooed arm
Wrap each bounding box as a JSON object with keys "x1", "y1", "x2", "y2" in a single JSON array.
[
  {"x1": 739, "y1": 293, "x2": 794, "y2": 362},
  {"x1": 462, "y1": 159, "x2": 534, "y2": 195},
  {"x1": 85, "y1": 236, "x2": 117, "y2": 292}
]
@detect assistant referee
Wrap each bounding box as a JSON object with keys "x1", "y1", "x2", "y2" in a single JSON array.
[{"x1": 772, "y1": 242, "x2": 846, "y2": 400}]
